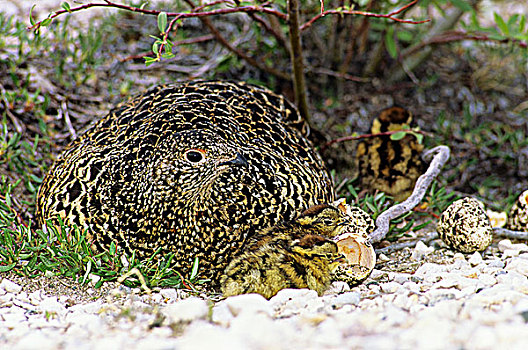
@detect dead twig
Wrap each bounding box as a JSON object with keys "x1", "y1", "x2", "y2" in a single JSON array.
[
  {"x1": 60, "y1": 101, "x2": 77, "y2": 140},
  {"x1": 301, "y1": 0, "x2": 429, "y2": 31},
  {"x1": 375, "y1": 231, "x2": 439, "y2": 254},
  {"x1": 493, "y1": 228, "x2": 528, "y2": 241},
  {"x1": 28, "y1": 0, "x2": 288, "y2": 31},
  {"x1": 370, "y1": 145, "x2": 451, "y2": 243},
  {"x1": 183, "y1": 0, "x2": 290, "y2": 81},
  {"x1": 406, "y1": 30, "x2": 528, "y2": 56},
  {"x1": 288, "y1": 0, "x2": 311, "y2": 123}
]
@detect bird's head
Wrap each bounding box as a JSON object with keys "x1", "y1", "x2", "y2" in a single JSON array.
[
  {"x1": 372, "y1": 106, "x2": 413, "y2": 133},
  {"x1": 295, "y1": 204, "x2": 351, "y2": 238},
  {"x1": 152, "y1": 129, "x2": 248, "y2": 199},
  {"x1": 290, "y1": 234, "x2": 346, "y2": 266}
]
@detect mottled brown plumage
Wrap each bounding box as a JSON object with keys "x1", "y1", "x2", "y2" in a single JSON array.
[
  {"x1": 220, "y1": 205, "x2": 350, "y2": 298},
  {"x1": 356, "y1": 106, "x2": 424, "y2": 202},
  {"x1": 36, "y1": 81, "x2": 334, "y2": 280}
]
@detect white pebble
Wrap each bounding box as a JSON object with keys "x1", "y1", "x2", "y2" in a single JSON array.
[
  {"x1": 159, "y1": 288, "x2": 180, "y2": 301},
  {"x1": 222, "y1": 293, "x2": 272, "y2": 317},
  {"x1": 162, "y1": 297, "x2": 209, "y2": 323},
  {"x1": 392, "y1": 272, "x2": 411, "y2": 284},
  {"x1": 380, "y1": 282, "x2": 401, "y2": 294},
  {"x1": 324, "y1": 281, "x2": 350, "y2": 295},
  {"x1": 88, "y1": 274, "x2": 101, "y2": 286},
  {"x1": 411, "y1": 241, "x2": 434, "y2": 261},
  {"x1": 12, "y1": 330, "x2": 57, "y2": 350},
  {"x1": 0, "y1": 279, "x2": 22, "y2": 293},
  {"x1": 39, "y1": 297, "x2": 67, "y2": 317},
  {"x1": 331, "y1": 292, "x2": 361, "y2": 308},
  {"x1": 505, "y1": 259, "x2": 528, "y2": 277},
  {"x1": 486, "y1": 259, "x2": 505, "y2": 269},
  {"x1": 176, "y1": 321, "x2": 247, "y2": 350},
  {"x1": 468, "y1": 252, "x2": 483, "y2": 266},
  {"x1": 271, "y1": 288, "x2": 318, "y2": 301}
]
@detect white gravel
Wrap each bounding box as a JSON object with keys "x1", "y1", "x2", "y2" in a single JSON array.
[{"x1": 2, "y1": 240, "x2": 528, "y2": 349}]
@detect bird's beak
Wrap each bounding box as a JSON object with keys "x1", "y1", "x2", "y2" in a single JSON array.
[
  {"x1": 219, "y1": 153, "x2": 248, "y2": 168},
  {"x1": 333, "y1": 254, "x2": 347, "y2": 264}
]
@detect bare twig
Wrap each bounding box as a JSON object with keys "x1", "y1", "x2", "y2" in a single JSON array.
[
  {"x1": 288, "y1": 0, "x2": 311, "y2": 123},
  {"x1": 183, "y1": 0, "x2": 290, "y2": 81},
  {"x1": 301, "y1": 0, "x2": 429, "y2": 31},
  {"x1": 386, "y1": 0, "x2": 479, "y2": 83},
  {"x1": 406, "y1": 30, "x2": 528, "y2": 56},
  {"x1": 60, "y1": 101, "x2": 77, "y2": 139},
  {"x1": 375, "y1": 231, "x2": 439, "y2": 254},
  {"x1": 28, "y1": 1, "x2": 288, "y2": 31},
  {"x1": 247, "y1": 13, "x2": 290, "y2": 51},
  {"x1": 370, "y1": 145, "x2": 451, "y2": 243},
  {"x1": 307, "y1": 67, "x2": 370, "y2": 83},
  {"x1": 493, "y1": 228, "x2": 528, "y2": 241}
]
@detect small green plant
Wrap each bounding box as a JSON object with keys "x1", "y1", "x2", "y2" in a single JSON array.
[
  {"x1": 340, "y1": 179, "x2": 434, "y2": 241},
  {"x1": 0, "y1": 196, "x2": 206, "y2": 289}
]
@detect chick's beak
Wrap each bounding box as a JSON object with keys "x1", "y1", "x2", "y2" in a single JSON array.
[
  {"x1": 219, "y1": 153, "x2": 248, "y2": 168},
  {"x1": 333, "y1": 254, "x2": 347, "y2": 264}
]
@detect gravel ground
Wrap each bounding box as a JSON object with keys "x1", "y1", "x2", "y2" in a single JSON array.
[{"x1": 3, "y1": 238, "x2": 528, "y2": 349}]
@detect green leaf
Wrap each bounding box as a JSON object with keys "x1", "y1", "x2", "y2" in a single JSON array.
[
  {"x1": 190, "y1": 257, "x2": 199, "y2": 280},
  {"x1": 385, "y1": 27, "x2": 397, "y2": 59},
  {"x1": 450, "y1": 0, "x2": 473, "y2": 12},
  {"x1": 414, "y1": 132, "x2": 424, "y2": 144},
  {"x1": 390, "y1": 131, "x2": 407, "y2": 141},
  {"x1": 162, "y1": 52, "x2": 175, "y2": 59},
  {"x1": 158, "y1": 12, "x2": 168, "y2": 34},
  {"x1": 29, "y1": 5, "x2": 36, "y2": 26},
  {"x1": 507, "y1": 14, "x2": 519, "y2": 28},
  {"x1": 61, "y1": 2, "x2": 71, "y2": 12},
  {"x1": 0, "y1": 264, "x2": 16, "y2": 272},
  {"x1": 29, "y1": 174, "x2": 43, "y2": 183},
  {"x1": 494, "y1": 12, "x2": 509, "y2": 36},
  {"x1": 152, "y1": 42, "x2": 160, "y2": 55},
  {"x1": 5, "y1": 192, "x2": 11, "y2": 208},
  {"x1": 396, "y1": 30, "x2": 413, "y2": 43},
  {"x1": 41, "y1": 18, "x2": 52, "y2": 27},
  {"x1": 519, "y1": 15, "x2": 526, "y2": 33}
]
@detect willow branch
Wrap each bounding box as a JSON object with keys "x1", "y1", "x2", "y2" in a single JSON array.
[
  {"x1": 375, "y1": 231, "x2": 438, "y2": 254},
  {"x1": 370, "y1": 145, "x2": 451, "y2": 243},
  {"x1": 183, "y1": 0, "x2": 290, "y2": 81},
  {"x1": 301, "y1": 0, "x2": 429, "y2": 31},
  {"x1": 288, "y1": 0, "x2": 311, "y2": 123},
  {"x1": 247, "y1": 13, "x2": 290, "y2": 52},
  {"x1": 493, "y1": 228, "x2": 528, "y2": 241},
  {"x1": 28, "y1": 0, "x2": 288, "y2": 31},
  {"x1": 406, "y1": 30, "x2": 528, "y2": 56}
]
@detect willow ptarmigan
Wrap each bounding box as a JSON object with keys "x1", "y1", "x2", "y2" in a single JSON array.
[{"x1": 36, "y1": 81, "x2": 334, "y2": 280}]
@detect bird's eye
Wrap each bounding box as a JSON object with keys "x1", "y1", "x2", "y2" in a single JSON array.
[
  {"x1": 184, "y1": 150, "x2": 205, "y2": 164},
  {"x1": 322, "y1": 218, "x2": 335, "y2": 226}
]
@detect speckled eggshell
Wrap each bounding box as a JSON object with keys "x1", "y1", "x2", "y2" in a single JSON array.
[
  {"x1": 508, "y1": 190, "x2": 528, "y2": 232},
  {"x1": 437, "y1": 197, "x2": 493, "y2": 253},
  {"x1": 331, "y1": 199, "x2": 375, "y2": 237},
  {"x1": 330, "y1": 200, "x2": 376, "y2": 284}
]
